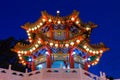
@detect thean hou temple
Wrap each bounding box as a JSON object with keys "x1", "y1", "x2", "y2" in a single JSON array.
[{"x1": 0, "y1": 10, "x2": 109, "y2": 80}]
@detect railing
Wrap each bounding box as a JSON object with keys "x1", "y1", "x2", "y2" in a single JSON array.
[{"x1": 0, "y1": 65, "x2": 108, "y2": 80}]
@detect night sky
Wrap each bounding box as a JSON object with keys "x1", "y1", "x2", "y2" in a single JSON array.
[{"x1": 0, "y1": 0, "x2": 120, "y2": 78}]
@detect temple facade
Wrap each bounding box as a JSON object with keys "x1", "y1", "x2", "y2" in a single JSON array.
[
  {"x1": 0, "y1": 10, "x2": 110, "y2": 80},
  {"x1": 12, "y1": 10, "x2": 109, "y2": 71}
]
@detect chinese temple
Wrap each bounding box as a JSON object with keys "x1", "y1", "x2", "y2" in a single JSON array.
[
  {"x1": 12, "y1": 10, "x2": 109, "y2": 71},
  {"x1": 0, "y1": 10, "x2": 111, "y2": 80}
]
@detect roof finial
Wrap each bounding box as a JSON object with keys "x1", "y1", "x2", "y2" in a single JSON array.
[{"x1": 56, "y1": 10, "x2": 60, "y2": 16}]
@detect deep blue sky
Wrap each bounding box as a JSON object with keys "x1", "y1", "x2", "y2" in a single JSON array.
[{"x1": 0, "y1": 0, "x2": 120, "y2": 78}]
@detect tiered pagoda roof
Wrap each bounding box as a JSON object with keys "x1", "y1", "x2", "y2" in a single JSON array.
[{"x1": 12, "y1": 10, "x2": 109, "y2": 70}]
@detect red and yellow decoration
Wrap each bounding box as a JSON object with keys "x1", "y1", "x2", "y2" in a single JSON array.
[{"x1": 12, "y1": 10, "x2": 109, "y2": 71}]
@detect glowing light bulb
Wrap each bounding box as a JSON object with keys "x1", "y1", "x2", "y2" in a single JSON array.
[
  {"x1": 18, "y1": 54, "x2": 21, "y2": 57},
  {"x1": 48, "y1": 19, "x2": 52, "y2": 22},
  {"x1": 94, "y1": 61, "x2": 97, "y2": 64},
  {"x1": 27, "y1": 30, "x2": 29, "y2": 33},
  {"x1": 37, "y1": 25, "x2": 40, "y2": 28},
  {"x1": 70, "y1": 42, "x2": 74, "y2": 46},
  {"x1": 32, "y1": 28, "x2": 34, "y2": 31},
  {"x1": 30, "y1": 49, "x2": 33, "y2": 52},
  {"x1": 96, "y1": 51, "x2": 99, "y2": 54},
  {"x1": 42, "y1": 19, "x2": 46, "y2": 22},
  {"x1": 71, "y1": 17, "x2": 75, "y2": 21},
  {"x1": 89, "y1": 50, "x2": 92, "y2": 53},
  {"x1": 86, "y1": 48, "x2": 89, "y2": 51},
  {"x1": 72, "y1": 52, "x2": 76, "y2": 55},
  {"x1": 40, "y1": 22, "x2": 43, "y2": 26},
  {"x1": 29, "y1": 40, "x2": 32, "y2": 43},
  {"x1": 28, "y1": 28, "x2": 31, "y2": 31},
  {"x1": 45, "y1": 51, "x2": 49, "y2": 55},
  {"x1": 55, "y1": 44, "x2": 58, "y2": 47},
  {"x1": 38, "y1": 41, "x2": 41, "y2": 44},
  {"x1": 65, "y1": 43, "x2": 69, "y2": 47},
  {"x1": 29, "y1": 40, "x2": 32, "y2": 42},
  {"x1": 57, "y1": 21, "x2": 61, "y2": 24},
  {"x1": 35, "y1": 44, "x2": 39, "y2": 48},
  {"x1": 57, "y1": 10, "x2": 60, "y2": 14},
  {"x1": 100, "y1": 50, "x2": 103, "y2": 53},
  {"x1": 50, "y1": 43, "x2": 53, "y2": 46},
  {"x1": 23, "y1": 63, "x2": 26, "y2": 65},
  {"x1": 28, "y1": 57, "x2": 32, "y2": 62},
  {"x1": 76, "y1": 40, "x2": 80, "y2": 43},
  {"x1": 34, "y1": 27, "x2": 37, "y2": 30},
  {"x1": 88, "y1": 58, "x2": 91, "y2": 61},
  {"x1": 86, "y1": 27, "x2": 91, "y2": 31},
  {"x1": 22, "y1": 61, "x2": 24, "y2": 63},
  {"x1": 83, "y1": 45, "x2": 87, "y2": 49},
  {"x1": 24, "y1": 51, "x2": 27, "y2": 54},
  {"x1": 19, "y1": 57, "x2": 22, "y2": 60},
  {"x1": 28, "y1": 33, "x2": 30, "y2": 36},
  {"x1": 18, "y1": 51, "x2": 21, "y2": 53},
  {"x1": 21, "y1": 51, "x2": 24, "y2": 54},
  {"x1": 32, "y1": 47, "x2": 36, "y2": 50},
  {"x1": 96, "y1": 58, "x2": 99, "y2": 61},
  {"x1": 92, "y1": 63, "x2": 95, "y2": 66},
  {"x1": 76, "y1": 21, "x2": 79, "y2": 24},
  {"x1": 28, "y1": 36, "x2": 31, "y2": 39},
  {"x1": 93, "y1": 51, "x2": 95, "y2": 54},
  {"x1": 88, "y1": 65, "x2": 90, "y2": 68}
]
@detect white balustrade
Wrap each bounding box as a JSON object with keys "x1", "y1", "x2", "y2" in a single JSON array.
[{"x1": 0, "y1": 65, "x2": 109, "y2": 80}]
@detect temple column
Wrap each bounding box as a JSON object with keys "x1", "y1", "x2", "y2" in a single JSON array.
[
  {"x1": 46, "y1": 49, "x2": 52, "y2": 68},
  {"x1": 27, "y1": 54, "x2": 32, "y2": 70},
  {"x1": 84, "y1": 63, "x2": 88, "y2": 70},
  {"x1": 69, "y1": 49, "x2": 74, "y2": 68},
  {"x1": 27, "y1": 62, "x2": 31, "y2": 69},
  {"x1": 31, "y1": 56, "x2": 35, "y2": 71}
]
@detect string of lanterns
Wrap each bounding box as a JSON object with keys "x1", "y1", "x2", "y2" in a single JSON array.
[
  {"x1": 48, "y1": 39, "x2": 81, "y2": 48},
  {"x1": 26, "y1": 17, "x2": 80, "y2": 31},
  {"x1": 17, "y1": 38, "x2": 44, "y2": 65},
  {"x1": 83, "y1": 45, "x2": 103, "y2": 55}
]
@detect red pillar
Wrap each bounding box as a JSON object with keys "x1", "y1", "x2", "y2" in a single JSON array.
[
  {"x1": 31, "y1": 62, "x2": 35, "y2": 71},
  {"x1": 46, "y1": 49, "x2": 52, "y2": 68},
  {"x1": 31, "y1": 56, "x2": 35, "y2": 71},
  {"x1": 84, "y1": 63, "x2": 88, "y2": 71},
  {"x1": 27, "y1": 62, "x2": 31, "y2": 69},
  {"x1": 69, "y1": 49, "x2": 74, "y2": 68}
]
